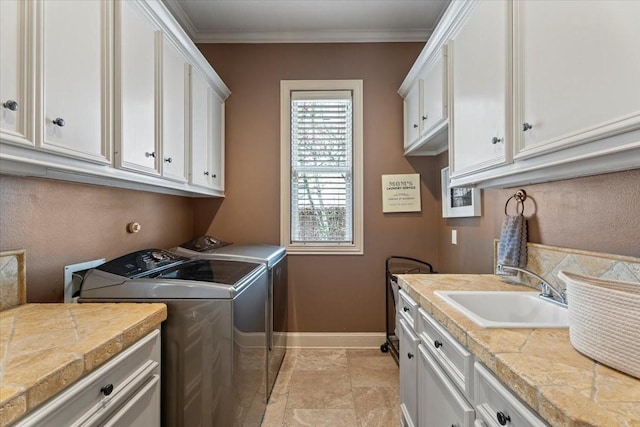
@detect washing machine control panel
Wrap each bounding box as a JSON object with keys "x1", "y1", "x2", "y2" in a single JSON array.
[
  {"x1": 97, "y1": 249, "x2": 188, "y2": 278},
  {"x1": 179, "y1": 235, "x2": 231, "y2": 252}
]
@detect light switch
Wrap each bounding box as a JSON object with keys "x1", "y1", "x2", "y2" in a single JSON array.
[{"x1": 452, "y1": 229, "x2": 457, "y2": 245}]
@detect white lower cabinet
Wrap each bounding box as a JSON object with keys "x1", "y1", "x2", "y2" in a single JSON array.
[
  {"x1": 13, "y1": 329, "x2": 161, "y2": 427},
  {"x1": 474, "y1": 362, "x2": 547, "y2": 427},
  {"x1": 399, "y1": 317, "x2": 420, "y2": 427},
  {"x1": 398, "y1": 284, "x2": 550, "y2": 427},
  {"x1": 418, "y1": 344, "x2": 474, "y2": 427}
]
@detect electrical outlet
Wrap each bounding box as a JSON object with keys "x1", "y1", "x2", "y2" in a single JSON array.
[{"x1": 452, "y1": 229, "x2": 457, "y2": 245}]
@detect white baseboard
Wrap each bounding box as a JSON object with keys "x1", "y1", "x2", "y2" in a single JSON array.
[{"x1": 279, "y1": 332, "x2": 386, "y2": 348}]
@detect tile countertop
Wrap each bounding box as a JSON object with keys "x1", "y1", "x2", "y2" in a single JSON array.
[
  {"x1": 0, "y1": 303, "x2": 167, "y2": 427},
  {"x1": 398, "y1": 274, "x2": 640, "y2": 427}
]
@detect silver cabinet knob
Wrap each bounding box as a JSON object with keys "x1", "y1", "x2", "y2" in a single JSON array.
[
  {"x1": 145, "y1": 151, "x2": 155, "y2": 158},
  {"x1": 212, "y1": 174, "x2": 217, "y2": 178},
  {"x1": 492, "y1": 137, "x2": 503, "y2": 144},
  {"x1": 522, "y1": 122, "x2": 533, "y2": 131},
  {"x1": 422, "y1": 115, "x2": 428, "y2": 121},
  {"x1": 164, "y1": 157, "x2": 172, "y2": 163},
  {"x1": 52, "y1": 117, "x2": 65, "y2": 127},
  {"x1": 3, "y1": 100, "x2": 19, "y2": 111},
  {"x1": 203, "y1": 171, "x2": 209, "y2": 176},
  {"x1": 413, "y1": 124, "x2": 418, "y2": 129}
]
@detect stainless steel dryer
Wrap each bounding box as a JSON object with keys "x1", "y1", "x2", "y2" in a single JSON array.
[
  {"x1": 174, "y1": 237, "x2": 287, "y2": 401},
  {"x1": 79, "y1": 249, "x2": 269, "y2": 427}
]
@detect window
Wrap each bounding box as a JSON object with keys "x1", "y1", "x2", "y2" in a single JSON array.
[{"x1": 280, "y1": 80, "x2": 363, "y2": 254}]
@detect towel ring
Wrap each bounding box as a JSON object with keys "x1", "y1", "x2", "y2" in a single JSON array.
[{"x1": 504, "y1": 189, "x2": 527, "y2": 215}]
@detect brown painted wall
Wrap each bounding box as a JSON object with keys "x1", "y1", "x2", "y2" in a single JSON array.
[
  {"x1": 193, "y1": 43, "x2": 437, "y2": 332},
  {"x1": 0, "y1": 176, "x2": 194, "y2": 302},
  {"x1": 2, "y1": 42, "x2": 636, "y2": 334},
  {"x1": 435, "y1": 151, "x2": 640, "y2": 274}
]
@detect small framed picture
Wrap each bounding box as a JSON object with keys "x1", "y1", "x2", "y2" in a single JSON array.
[
  {"x1": 441, "y1": 167, "x2": 481, "y2": 218},
  {"x1": 381, "y1": 173, "x2": 421, "y2": 213}
]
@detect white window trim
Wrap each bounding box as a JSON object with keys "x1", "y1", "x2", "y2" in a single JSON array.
[{"x1": 280, "y1": 80, "x2": 364, "y2": 255}]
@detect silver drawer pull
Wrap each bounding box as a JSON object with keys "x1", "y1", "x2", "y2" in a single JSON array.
[
  {"x1": 403, "y1": 307, "x2": 409, "y2": 312},
  {"x1": 522, "y1": 122, "x2": 533, "y2": 131},
  {"x1": 434, "y1": 340, "x2": 443, "y2": 349},
  {"x1": 407, "y1": 352, "x2": 414, "y2": 359},
  {"x1": 52, "y1": 117, "x2": 65, "y2": 127},
  {"x1": 145, "y1": 151, "x2": 156, "y2": 158}
]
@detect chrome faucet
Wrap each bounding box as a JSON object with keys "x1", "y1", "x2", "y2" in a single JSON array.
[{"x1": 496, "y1": 264, "x2": 568, "y2": 307}]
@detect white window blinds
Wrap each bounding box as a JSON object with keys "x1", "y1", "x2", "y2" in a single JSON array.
[{"x1": 290, "y1": 90, "x2": 353, "y2": 243}]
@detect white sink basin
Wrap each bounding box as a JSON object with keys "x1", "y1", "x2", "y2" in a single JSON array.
[{"x1": 434, "y1": 291, "x2": 569, "y2": 328}]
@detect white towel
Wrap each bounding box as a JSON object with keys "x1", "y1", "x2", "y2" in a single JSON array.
[{"x1": 497, "y1": 214, "x2": 527, "y2": 275}]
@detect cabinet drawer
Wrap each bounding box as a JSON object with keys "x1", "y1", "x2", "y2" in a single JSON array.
[
  {"x1": 418, "y1": 344, "x2": 474, "y2": 427},
  {"x1": 14, "y1": 329, "x2": 160, "y2": 427},
  {"x1": 474, "y1": 362, "x2": 547, "y2": 427},
  {"x1": 417, "y1": 307, "x2": 473, "y2": 399},
  {"x1": 398, "y1": 289, "x2": 419, "y2": 329}
]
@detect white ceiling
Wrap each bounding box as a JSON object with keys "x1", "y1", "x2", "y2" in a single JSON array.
[{"x1": 162, "y1": 0, "x2": 451, "y2": 43}]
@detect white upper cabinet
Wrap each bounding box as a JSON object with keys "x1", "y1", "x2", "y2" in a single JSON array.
[
  {"x1": 513, "y1": 0, "x2": 640, "y2": 159},
  {"x1": 400, "y1": 46, "x2": 449, "y2": 156},
  {"x1": 0, "y1": 0, "x2": 33, "y2": 147},
  {"x1": 38, "y1": 0, "x2": 111, "y2": 163},
  {"x1": 403, "y1": 82, "x2": 421, "y2": 151},
  {"x1": 160, "y1": 35, "x2": 189, "y2": 183},
  {"x1": 438, "y1": 0, "x2": 640, "y2": 188},
  {"x1": 399, "y1": 2, "x2": 465, "y2": 157},
  {"x1": 420, "y1": 47, "x2": 447, "y2": 143},
  {"x1": 114, "y1": 0, "x2": 159, "y2": 175},
  {"x1": 449, "y1": 0, "x2": 511, "y2": 178},
  {"x1": 0, "y1": 0, "x2": 228, "y2": 196},
  {"x1": 190, "y1": 67, "x2": 225, "y2": 192},
  {"x1": 209, "y1": 89, "x2": 225, "y2": 192}
]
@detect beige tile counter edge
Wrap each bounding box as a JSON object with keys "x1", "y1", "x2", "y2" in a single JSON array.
[
  {"x1": 0, "y1": 303, "x2": 167, "y2": 427},
  {"x1": 398, "y1": 274, "x2": 640, "y2": 427}
]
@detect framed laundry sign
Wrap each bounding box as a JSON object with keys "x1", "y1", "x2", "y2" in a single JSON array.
[
  {"x1": 381, "y1": 174, "x2": 421, "y2": 213},
  {"x1": 441, "y1": 167, "x2": 481, "y2": 217}
]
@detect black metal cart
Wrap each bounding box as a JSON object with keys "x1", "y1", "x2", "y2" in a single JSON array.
[{"x1": 381, "y1": 255, "x2": 435, "y2": 364}]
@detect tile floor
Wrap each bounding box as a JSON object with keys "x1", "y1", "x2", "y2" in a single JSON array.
[{"x1": 261, "y1": 348, "x2": 400, "y2": 427}]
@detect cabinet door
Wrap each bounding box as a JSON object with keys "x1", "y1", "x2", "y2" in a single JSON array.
[
  {"x1": 398, "y1": 318, "x2": 419, "y2": 427},
  {"x1": 209, "y1": 89, "x2": 224, "y2": 191},
  {"x1": 1, "y1": 0, "x2": 33, "y2": 147},
  {"x1": 102, "y1": 375, "x2": 160, "y2": 427},
  {"x1": 420, "y1": 47, "x2": 447, "y2": 140},
  {"x1": 161, "y1": 35, "x2": 188, "y2": 182},
  {"x1": 403, "y1": 82, "x2": 421, "y2": 149},
  {"x1": 514, "y1": 1, "x2": 640, "y2": 159},
  {"x1": 418, "y1": 345, "x2": 474, "y2": 427},
  {"x1": 190, "y1": 67, "x2": 211, "y2": 188},
  {"x1": 114, "y1": 0, "x2": 159, "y2": 175},
  {"x1": 449, "y1": 0, "x2": 511, "y2": 177},
  {"x1": 38, "y1": 0, "x2": 111, "y2": 163}
]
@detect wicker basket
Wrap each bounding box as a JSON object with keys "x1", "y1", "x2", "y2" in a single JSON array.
[{"x1": 558, "y1": 270, "x2": 640, "y2": 379}]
